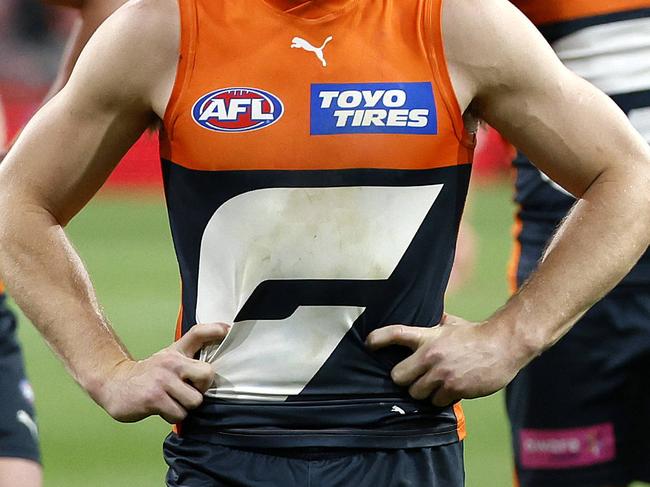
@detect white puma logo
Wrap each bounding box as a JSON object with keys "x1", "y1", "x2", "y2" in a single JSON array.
[
  {"x1": 17, "y1": 410, "x2": 38, "y2": 442},
  {"x1": 290, "y1": 35, "x2": 333, "y2": 67},
  {"x1": 391, "y1": 405, "x2": 406, "y2": 415}
]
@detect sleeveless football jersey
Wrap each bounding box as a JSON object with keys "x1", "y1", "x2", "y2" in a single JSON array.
[
  {"x1": 159, "y1": 0, "x2": 474, "y2": 448},
  {"x1": 509, "y1": 0, "x2": 650, "y2": 290}
]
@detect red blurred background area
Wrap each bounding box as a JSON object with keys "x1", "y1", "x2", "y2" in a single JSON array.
[
  {"x1": 473, "y1": 125, "x2": 516, "y2": 183},
  {"x1": 2, "y1": 82, "x2": 162, "y2": 189}
]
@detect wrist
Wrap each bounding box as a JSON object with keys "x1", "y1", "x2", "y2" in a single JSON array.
[
  {"x1": 81, "y1": 356, "x2": 133, "y2": 407},
  {"x1": 484, "y1": 306, "x2": 548, "y2": 370}
]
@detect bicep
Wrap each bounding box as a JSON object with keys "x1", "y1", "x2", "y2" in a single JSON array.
[
  {"x1": 3, "y1": 88, "x2": 152, "y2": 224},
  {"x1": 479, "y1": 70, "x2": 646, "y2": 197}
]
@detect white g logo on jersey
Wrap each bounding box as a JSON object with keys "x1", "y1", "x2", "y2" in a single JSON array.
[{"x1": 195, "y1": 185, "x2": 443, "y2": 401}]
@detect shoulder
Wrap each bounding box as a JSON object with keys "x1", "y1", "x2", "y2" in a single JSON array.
[
  {"x1": 441, "y1": 0, "x2": 566, "y2": 112},
  {"x1": 66, "y1": 0, "x2": 180, "y2": 113},
  {"x1": 104, "y1": 0, "x2": 179, "y2": 47}
]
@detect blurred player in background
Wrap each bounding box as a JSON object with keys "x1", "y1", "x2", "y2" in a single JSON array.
[
  {"x1": 42, "y1": 0, "x2": 127, "y2": 102},
  {"x1": 0, "y1": 1, "x2": 124, "y2": 485},
  {"x1": 506, "y1": 2, "x2": 650, "y2": 486},
  {"x1": 0, "y1": 95, "x2": 40, "y2": 487},
  {"x1": 1, "y1": 1, "x2": 650, "y2": 485}
]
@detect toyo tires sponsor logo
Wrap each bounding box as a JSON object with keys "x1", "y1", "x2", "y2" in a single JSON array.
[
  {"x1": 310, "y1": 82, "x2": 438, "y2": 135},
  {"x1": 192, "y1": 87, "x2": 284, "y2": 133}
]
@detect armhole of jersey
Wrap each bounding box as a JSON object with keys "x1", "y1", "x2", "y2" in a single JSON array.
[
  {"x1": 424, "y1": 0, "x2": 471, "y2": 148},
  {"x1": 161, "y1": 0, "x2": 198, "y2": 144}
]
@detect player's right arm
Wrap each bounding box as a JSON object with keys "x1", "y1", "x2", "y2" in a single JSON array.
[{"x1": 0, "y1": 0, "x2": 225, "y2": 424}]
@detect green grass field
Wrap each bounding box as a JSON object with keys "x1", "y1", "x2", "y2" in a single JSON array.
[{"x1": 11, "y1": 182, "x2": 646, "y2": 486}]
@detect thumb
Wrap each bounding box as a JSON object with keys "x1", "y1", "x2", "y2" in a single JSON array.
[{"x1": 173, "y1": 322, "x2": 230, "y2": 357}]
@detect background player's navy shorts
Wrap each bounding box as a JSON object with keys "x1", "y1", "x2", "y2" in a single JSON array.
[
  {"x1": 507, "y1": 287, "x2": 650, "y2": 486},
  {"x1": 164, "y1": 433, "x2": 464, "y2": 486},
  {"x1": 0, "y1": 294, "x2": 40, "y2": 463}
]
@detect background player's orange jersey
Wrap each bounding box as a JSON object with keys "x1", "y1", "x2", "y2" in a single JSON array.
[
  {"x1": 512, "y1": 0, "x2": 650, "y2": 25},
  {"x1": 160, "y1": 0, "x2": 473, "y2": 448}
]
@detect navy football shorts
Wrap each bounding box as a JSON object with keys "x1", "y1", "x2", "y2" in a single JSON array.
[
  {"x1": 0, "y1": 295, "x2": 40, "y2": 463},
  {"x1": 507, "y1": 287, "x2": 650, "y2": 486},
  {"x1": 164, "y1": 433, "x2": 464, "y2": 486}
]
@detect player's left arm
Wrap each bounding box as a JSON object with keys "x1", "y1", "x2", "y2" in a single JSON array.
[{"x1": 368, "y1": 0, "x2": 650, "y2": 406}]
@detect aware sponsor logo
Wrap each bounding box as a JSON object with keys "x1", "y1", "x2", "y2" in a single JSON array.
[
  {"x1": 192, "y1": 87, "x2": 284, "y2": 133},
  {"x1": 520, "y1": 423, "x2": 616, "y2": 469},
  {"x1": 310, "y1": 82, "x2": 437, "y2": 135}
]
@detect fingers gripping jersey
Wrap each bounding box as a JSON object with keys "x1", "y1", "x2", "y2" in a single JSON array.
[{"x1": 160, "y1": 0, "x2": 474, "y2": 448}]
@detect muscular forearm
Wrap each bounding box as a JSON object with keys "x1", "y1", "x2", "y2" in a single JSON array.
[
  {"x1": 494, "y1": 165, "x2": 650, "y2": 363},
  {"x1": 0, "y1": 203, "x2": 131, "y2": 397}
]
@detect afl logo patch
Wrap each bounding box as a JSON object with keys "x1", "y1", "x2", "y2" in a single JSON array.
[{"x1": 192, "y1": 87, "x2": 284, "y2": 133}]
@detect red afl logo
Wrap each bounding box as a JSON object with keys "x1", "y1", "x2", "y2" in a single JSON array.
[{"x1": 192, "y1": 87, "x2": 284, "y2": 133}]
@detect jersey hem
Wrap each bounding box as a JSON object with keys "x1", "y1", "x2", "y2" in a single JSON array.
[
  {"x1": 182, "y1": 426, "x2": 464, "y2": 449},
  {"x1": 0, "y1": 448, "x2": 41, "y2": 464}
]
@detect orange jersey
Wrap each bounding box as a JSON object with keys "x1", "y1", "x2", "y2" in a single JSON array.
[
  {"x1": 161, "y1": 1, "x2": 471, "y2": 170},
  {"x1": 160, "y1": 0, "x2": 472, "y2": 448}
]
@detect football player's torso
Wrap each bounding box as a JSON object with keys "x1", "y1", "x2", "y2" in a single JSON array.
[
  {"x1": 160, "y1": 0, "x2": 472, "y2": 448},
  {"x1": 510, "y1": 0, "x2": 650, "y2": 287}
]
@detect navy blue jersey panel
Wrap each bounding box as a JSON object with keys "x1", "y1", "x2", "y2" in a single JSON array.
[
  {"x1": 610, "y1": 90, "x2": 650, "y2": 115},
  {"x1": 0, "y1": 293, "x2": 17, "y2": 350},
  {"x1": 162, "y1": 161, "x2": 471, "y2": 336},
  {"x1": 0, "y1": 294, "x2": 40, "y2": 462},
  {"x1": 162, "y1": 160, "x2": 470, "y2": 447}
]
